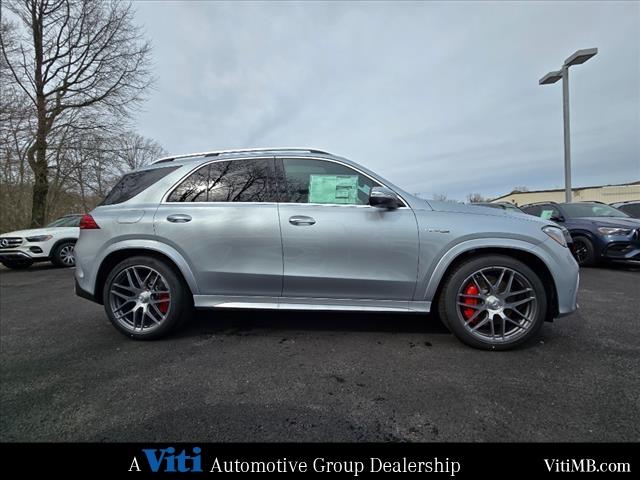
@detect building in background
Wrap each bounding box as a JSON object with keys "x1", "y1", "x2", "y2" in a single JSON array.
[{"x1": 491, "y1": 181, "x2": 640, "y2": 206}]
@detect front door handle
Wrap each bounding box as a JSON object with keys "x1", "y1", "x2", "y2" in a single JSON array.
[
  {"x1": 289, "y1": 215, "x2": 316, "y2": 226},
  {"x1": 167, "y1": 214, "x2": 192, "y2": 223}
]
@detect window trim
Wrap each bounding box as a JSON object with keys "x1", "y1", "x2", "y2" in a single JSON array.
[
  {"x1": 276, "y1": 156, "x2": 409, "y2": 208},
  {"x1": 161, "y1": 155, "x2": 409, "y2": 208},
  {"x1": 162, "y1": 156, "x2": 279, "y2": 204}
]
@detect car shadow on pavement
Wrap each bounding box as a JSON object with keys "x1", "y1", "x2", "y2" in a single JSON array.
[
  {"x1": 599, "y1": 260, "x2": 640, "y2": 272},
  {"x1": 178, "y1": 309, "x2": 451, "y2": 337},
  {"x1": 0, "y1": 264, "x2": 64, "y2": 273}
]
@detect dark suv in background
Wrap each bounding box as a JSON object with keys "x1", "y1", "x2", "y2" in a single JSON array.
[
  {"x1": 611, "y1": 201, "x2": 640, "y2": 219},
  {"x1": 522, "y1": 202, "x2": 640, "y2": 266}
]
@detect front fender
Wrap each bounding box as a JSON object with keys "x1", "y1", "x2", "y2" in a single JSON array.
[{"x1": 419, "y1": 238, "x2": 556, "y2": 302}]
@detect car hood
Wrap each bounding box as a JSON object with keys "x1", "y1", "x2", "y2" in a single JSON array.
[
  {"x1": 425, "y1": 200, "x2": 548, "y2": 223},
  {"x1": 571, "y1": 217, "x2": 640, "y2": 228},
  {"x1": 0, "y1": 227, "x2": 78, "y2": 238}
]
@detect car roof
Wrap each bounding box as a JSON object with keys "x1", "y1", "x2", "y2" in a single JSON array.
[
  {"x1": 151, "y1": 147, "x2": 335, "y2": 166},
  {"x1": 131, "y1": 147, "x2": 420, "y2": 209}
]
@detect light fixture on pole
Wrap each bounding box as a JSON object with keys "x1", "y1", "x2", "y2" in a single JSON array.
[{"x1": 539, "y1": 48, "x2": 598, "y2": 203}]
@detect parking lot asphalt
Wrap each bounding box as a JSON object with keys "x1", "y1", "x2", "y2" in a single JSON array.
[{"x1": 1, "y1": 263, "x2": 639, "y2": 442}]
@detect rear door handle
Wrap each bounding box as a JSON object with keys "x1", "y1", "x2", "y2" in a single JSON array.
[
  {"x1": 167, "y1": 214, "x2": 192, "y2": 223},
  {"x1": 289, "y1": 215, "x2": 316, "y2": 226}
]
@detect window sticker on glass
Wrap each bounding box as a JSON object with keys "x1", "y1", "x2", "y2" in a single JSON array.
[
  {"x1": 309, "y1": 175, "x2": 358, "y2": 204},
  {"x1": 358, "y1": 183, "x2": 371, "y2": 196},
  {"x1": 540, "y1": 209, "x2": 554, "y2": 220}
]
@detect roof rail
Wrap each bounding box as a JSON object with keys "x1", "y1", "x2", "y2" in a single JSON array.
[
  {"x1": 153, "y1": 147, "x2": 331, "y2": 164},
  {"x1": 520, "y1": 201, "x2": 559, "y2": 207}
]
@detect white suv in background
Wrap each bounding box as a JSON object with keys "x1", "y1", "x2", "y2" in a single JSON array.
[{"x1": 0, "y1": 214, "x2": 82, "y2": 269}]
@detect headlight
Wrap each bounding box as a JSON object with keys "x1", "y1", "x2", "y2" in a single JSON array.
[
  {"x1": 559, "y1": 226, "x2": 573, "y2": 244},
  {"x1": 25, "y1": 235, "x2": 53, "y2": 242},
  {"x1": 597, "y1": 227, "x2": 631, "y2": 236},
  {"x1": 542, "y1": 226, "x2": 567, "y2": 247}
]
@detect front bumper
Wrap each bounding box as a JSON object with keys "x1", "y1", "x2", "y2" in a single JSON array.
[
  {"x1": 0, "y1": 244, "x2": 50, "y2": 262},
  {"x1": 602, "y1": 242, "x2": 640, "y2": 261},
  {"x1": 541, "y1": 240, "x2": 580, "y2": 317},
  {"x1": 0, "y1": 250, "x2": 47, "y2": 262}
]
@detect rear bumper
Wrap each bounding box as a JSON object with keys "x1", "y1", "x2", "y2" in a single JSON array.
[{"x1": 75, "y1": 278, "x2": 100, "y2": 304}]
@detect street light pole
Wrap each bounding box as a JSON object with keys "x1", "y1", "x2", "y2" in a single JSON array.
[
  {"x1": 539, "y1": 48, "x2": 597, "y2": 203},
  {"x1": 561, "y1": 65, "x2": 571, "y2": 203}
]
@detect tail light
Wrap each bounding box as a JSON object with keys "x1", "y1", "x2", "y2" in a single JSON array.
[{"x1": 79, "y1": 214, "x2": 100, "y2": 230}]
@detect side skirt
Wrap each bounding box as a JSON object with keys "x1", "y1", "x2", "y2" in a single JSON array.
[{"x1": 193, "y1": 295, "x2": 430, "y2": 313}]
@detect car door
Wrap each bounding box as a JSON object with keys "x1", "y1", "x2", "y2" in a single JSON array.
[
  {"x1": 154, "y1": 157, "x2": 283, "y2": 297},
  {"x1": 276, "y1": 157, "x2": 419, "y2": 301}
]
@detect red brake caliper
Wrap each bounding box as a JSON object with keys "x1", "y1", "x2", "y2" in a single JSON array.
[
  {"x1": 156, "y1": 293, "x2": 170, "y2": 314},
  {"x1": 462, "y1": 283, "x2": 479, "y2": 323}
]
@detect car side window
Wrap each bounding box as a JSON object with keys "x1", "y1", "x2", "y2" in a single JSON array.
[
  {"x1": 168, "y1": 159, "x2": 276, "y2": 202},
  {"x1": 621, "y1": 203, "x2": 640, "y2": 217},
  {"x1": 102, "y1": 166, "x2": 179, "y2": 205},
  {"x1": 280, "y1": 159, "x2": 380, "y2": 205},
  {"x1": 523, "y1": 205, "x2": 541, "y2": 216},
  {"x1": 538, "y1": 204, "x2": 561, "y2": 220}
]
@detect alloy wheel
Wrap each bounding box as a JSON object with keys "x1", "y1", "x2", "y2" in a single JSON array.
[
  {"x1": 59, "y1": 244, "x2": 75, "y2": 266},
  {"x1": 108, "y1": 265, "x2": 172, "y2": 333},
  {"x1": 457, "y1": 266, "x2": 538, "y2": 344},
  {"x1": 573, "y1": 240, "x2": 589, "y2": 264}
]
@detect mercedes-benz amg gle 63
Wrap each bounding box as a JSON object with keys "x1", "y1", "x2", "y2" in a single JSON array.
[{"x1": 74, "y1": 148, "x2": 579, "y2": 350}]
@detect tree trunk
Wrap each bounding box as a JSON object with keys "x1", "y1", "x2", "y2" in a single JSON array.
[
  {"x1": 29, "y1": 3, "x2": 48, "y2": 228},
  {"x1": 29, "y1": 131, "x2": 48, "y2": 227}
]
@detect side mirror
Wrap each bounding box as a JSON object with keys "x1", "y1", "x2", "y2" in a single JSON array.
[
  {"x1": 369, "y1": 186, "x2": 402, "y2": 209},
  {"x1": 550, "y1": 215, "x2": 565, "y2": 223}
]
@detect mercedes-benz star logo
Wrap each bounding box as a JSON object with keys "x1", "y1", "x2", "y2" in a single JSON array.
[{"x1": 0, "y1": 239, "x2": 8, "y2": 248}]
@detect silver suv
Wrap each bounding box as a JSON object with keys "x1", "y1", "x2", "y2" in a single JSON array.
[{"x1": 74, "y1": 148, "x2": 579, "y2": 350}]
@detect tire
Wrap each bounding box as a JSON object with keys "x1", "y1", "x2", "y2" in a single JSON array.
[
  {"x1": 438, "y1": 254, "x2": 547, "y2": 351},
  {"x1": 103, "y1": 256, "x2": 193, "y2": 340},
  {"x1": 572, "y1": 236, "x2": 596, "y2": 267},
  {"x1": 1, "y1": 259, "x2": 34, "y2": 270},
  {"x1": 51, "y1": 241, "x2": 76, "y2": 268}
]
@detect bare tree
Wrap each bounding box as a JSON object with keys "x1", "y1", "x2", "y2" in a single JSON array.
[
  {"x1": 432, "y1": 193, "x2": 448, "y2": 201},
  {"x1": 466, "y1": 193, "x2": 487, "y2": 203},
  {"x1": 1, "y1": 0, "x2": 152, "y2": 226},
  {"x1": 112, "y1": 132, "x2": 166, "y2": 174}
]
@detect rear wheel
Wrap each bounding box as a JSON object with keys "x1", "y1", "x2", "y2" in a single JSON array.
[
  {"x1": 103, "y1": 256, "x2": 192, "y2": 340},
  {"x1": 438, "y1": 255, "x2": 547, "y2": 350},
  {"x1": 51, "y1": 241, "x2": 76, "y2": 267},
  {"x1": 1, "y1": 259, "x2": 33, "y2": 270},
  {"x1": 572, "y1": 236, "x2": 596, "y2": 267}
]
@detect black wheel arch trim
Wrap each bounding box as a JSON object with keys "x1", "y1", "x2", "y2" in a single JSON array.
[
  {"x1": 51, "y1": 238, "x2": 77, "y2": 255},
  {"x1": 432, "y1": 246, "x2": 559, "y2": 322}
]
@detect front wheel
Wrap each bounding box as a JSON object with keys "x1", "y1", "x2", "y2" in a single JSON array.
[
  {"x1": 51, "y1": 241, "x2": 76, "y2": 267},
  {"x1": 572, "y1": 236, "x2": 596, "y2": 267},
  {"x1": 438, "y1": 255, "x2": 547, "y2": 351},
  {"x1": 103, "y1": 256, "x2": 192, "y2": 340}
]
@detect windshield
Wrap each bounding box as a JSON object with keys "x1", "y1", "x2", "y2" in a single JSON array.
[
  {"x1": 501, "y1": 203, "x2": 524, "y2": 213},
  {"x1": 562, "y1": 203, "x2": 630, "y2": 218},
  {"x1": 46, "y1": 216, "x2": 81, "y2": 227}
]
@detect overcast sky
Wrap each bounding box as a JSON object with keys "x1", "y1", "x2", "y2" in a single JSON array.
[{"x1": 134, "y1": 1, "x2": 639, "y2": 201}]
